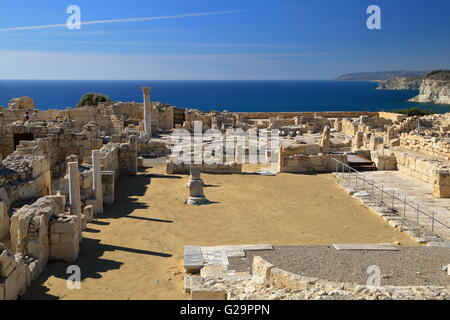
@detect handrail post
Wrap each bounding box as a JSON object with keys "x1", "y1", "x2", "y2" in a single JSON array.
[
  {"x1": 403, "y1": 195, "x2": 407, "y2": 217},
  {"x1": 391, "y1": 190, "x2": 395, "y2": 210},
  {"x1": 432, "y1": 211, "x2": 435, "y2": 232},
  {"x1": 416, "y1": 203, "x2": 420, "y2": 223}
]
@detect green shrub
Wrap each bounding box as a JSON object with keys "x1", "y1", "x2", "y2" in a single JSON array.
[
  {"x1": 392, "y1": 107, "x2": 435, "y2": 117},
  {"x1": 77, "y1": 93, "x2": 111, "y2": 108}
]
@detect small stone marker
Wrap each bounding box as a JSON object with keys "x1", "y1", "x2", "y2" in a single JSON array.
[
  {"x1": 443, "y1": 264, "x2": 450, "y2": 276},
  {"x1": 427, "y1": 242, "x2": 450, "y2": 248},
  {"x1": 184, "y1": 245, "x2": 204, "y2": 272},
  {"x1": 333, "y1": 243, "x2": 398, "y2": 251},
  {"x1": 186, "y1": 166, "x2": 209, "y2": 205},
  {"x1": 354, "y1": 191, "x2": 370, "y2": 197}
]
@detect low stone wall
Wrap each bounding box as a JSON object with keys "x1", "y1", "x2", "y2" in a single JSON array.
[
  {"x1": 1, "y1": 195, "x2": 81, "y2": 300},
  {"x1": 0, "y1": 154, "x2": 51, "y2": 207},
  {"x1": 250, "y1": 256, "x2": 450, "y2": 300},
  {"x1": 166, "y1": 160, "x2": 242, "y2": 174},
  {"x1": 432, "y1": 170, "x2": 450, "y2": 198},
  {"x1": 279, "y1": 153, "x2": 347, "y2": 173},
  {"x1": 400, "y1": 134, "x2": 450, "y2": 161},
  {"x1": 371, "y1": 152, "x2": 398, "y2": 170},
  {"x1": 378, "y1": 112, "x2": 407, "y2": 123},
  {"x1": 0, "y1": 243, "x2": 29, "y2": 300},
  {"x1": 238, "y1": 111, "x2": 377, "y2": 119},
  {"x1": 118, "y1": 136, "x2": 138, "y2": 176},
  {"x1": 99, "y1": 142, "x2": 119, "y2": 179},
  {"x1": 278, "y1": 144, "x2": 347, "y2": 173},
  {"x1": 393, "y1": 149, "x2": 443, "y2": 184}
]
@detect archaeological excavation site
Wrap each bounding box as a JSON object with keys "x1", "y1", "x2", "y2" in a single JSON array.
[{"x1": 0, "y1": 88, "x2": 449, "y2": 301}]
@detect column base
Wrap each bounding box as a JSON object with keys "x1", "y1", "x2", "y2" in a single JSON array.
[{"x1": 186, "y1": 197, "x2": 209, "y2": 205}]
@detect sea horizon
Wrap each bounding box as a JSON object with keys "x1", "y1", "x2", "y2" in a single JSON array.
[{"x1": 1, "y1": 79, "x2": 449, "y2": 113}]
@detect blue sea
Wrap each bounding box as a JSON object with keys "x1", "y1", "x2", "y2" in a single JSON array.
[{"x1": 0, "y1": 80, "x2": 448, "y2": 113}]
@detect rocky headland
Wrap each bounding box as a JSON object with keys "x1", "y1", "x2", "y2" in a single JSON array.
[
  {"x1": 376, "y1": 76, "x2": 423, "y2": 90},
  {"x1": 409, "y1": 70, "x2": 450, "y2": 104}
]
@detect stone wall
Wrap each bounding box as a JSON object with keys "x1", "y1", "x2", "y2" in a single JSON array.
[
  {"x1": 400, "y1": 134, "x2": 450, "y2": 161},
  {"x1": 1, "y1": 195, "x2": 81, "y2": 300},
  {"x1": 166, "y1": 160, "x2": 242, "y2": 174},
  {"x1": 237, "y1": 111, "x2": 377, "y2": 120},
  {"x1": 0, "y1": 152, "x2": 51, "y2": 207},
  {"x1": 0, "y1": 123, "x2": 104, "y2": 177},
  {"x1": 279, "y1": 152, "x2": 347, "y2": 173},
  {"x1": 0, "y1": 243, "x2": 29, "y2": 300},
  {"x1": 378, "y1": 112, "x2": 408, "y2": 123}
]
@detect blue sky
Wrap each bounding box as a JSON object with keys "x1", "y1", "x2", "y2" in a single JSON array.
[{"x1": 0, "y1": 0, "x2": 449, "y2": 80}]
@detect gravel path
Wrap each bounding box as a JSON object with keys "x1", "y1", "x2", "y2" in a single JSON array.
[{"x1": 229, "y1": 245, "x2": 450, "y2": 287}]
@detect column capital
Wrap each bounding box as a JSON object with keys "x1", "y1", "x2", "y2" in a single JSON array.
[{"x1": 141, "y1": 87, "x2": 151, "y2": 96}]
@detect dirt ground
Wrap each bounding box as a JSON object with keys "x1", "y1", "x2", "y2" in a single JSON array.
[{"x1": 22, "y1": 163, "x2": 417, "y2": 300}]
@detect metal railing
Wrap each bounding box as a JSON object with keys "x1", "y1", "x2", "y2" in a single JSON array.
[{"x1": 332, "y1": 158, "x2": 450, "y2": 234}]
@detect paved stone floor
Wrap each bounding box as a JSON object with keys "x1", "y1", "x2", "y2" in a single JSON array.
[{"x1": 343, "y1": 170, "x2": 450, "y2": 240}]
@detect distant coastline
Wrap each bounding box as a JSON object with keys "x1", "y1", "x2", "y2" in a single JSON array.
[{"x1": 335, "y1": 70, "x2": 430, "y2": 82}]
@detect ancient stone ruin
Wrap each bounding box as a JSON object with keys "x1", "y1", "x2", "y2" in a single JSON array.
[{"x1": 1, "y1": 89, "x2": 449, "y2": 300}]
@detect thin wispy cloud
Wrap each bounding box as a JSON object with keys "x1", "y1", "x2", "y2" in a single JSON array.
[
  {"x1": 0, "y1": 50, "x2": 334, "y2": 60},
  {"x1": 5, "y1": 38, "x2": 321, "y2": 49},
  {"x1": 0, "y1": 49, "x2": 336, "y2": 80},
  {"x1": 0, "y1": 10, "x2": 244, "y2": 32}
]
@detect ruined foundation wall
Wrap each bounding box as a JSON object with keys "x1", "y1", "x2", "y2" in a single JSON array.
[
  {"x1": 166, "y1": 161, "x2": 243, "y2": 174},
  {"x1": 400, "y1": 134, "x2": 450, "y2": 161}
]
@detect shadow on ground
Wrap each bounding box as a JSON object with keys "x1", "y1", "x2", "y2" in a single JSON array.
[{"x1": 21, "y1": 172, "x2": 172, "y2": 300}]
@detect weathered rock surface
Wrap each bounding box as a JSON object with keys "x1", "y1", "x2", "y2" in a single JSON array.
[
  {"x1": 410, "y1": 71, "x2": 450, "y2": 104},
  {"x1": 377, "y1": 76, "x2": 423, "y2": 90},
  {"x1": 8, "y1": 97, "x2": 35, "y2": 111}
]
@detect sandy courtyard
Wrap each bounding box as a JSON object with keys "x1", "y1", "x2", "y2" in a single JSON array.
[{"x1": 22, "y1": 163, "x2": 417, "y2": 300}]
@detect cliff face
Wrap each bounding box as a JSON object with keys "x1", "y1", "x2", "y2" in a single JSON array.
[
  {"x1": 409, "y1": 71, "x2": 450, "y2": 104},
  {"x1": 377, "y1": 76, "x2": 423, "y2": 90}
]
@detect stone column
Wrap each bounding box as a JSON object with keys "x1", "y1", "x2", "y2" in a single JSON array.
[
  {"x1": 68, "y1": 162, "x2": 82, "y2": 241},
  {"x1": 320, "y1": 126, "x2": 331, "y2": 153},
  {"x1": 92, "y1": 150, "x2": 103, "y2": 215},
  {"x1": 142, "y1": 87, "x2": 152, "y2": 136},
  {"x1": 187, "y1": 166, "x2": 209, "y2": 205},
  {"x1": 68, "y1": 162, "x2": 82, "y2": 217}
]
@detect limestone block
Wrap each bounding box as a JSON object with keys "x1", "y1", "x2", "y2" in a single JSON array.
[
  {"x1": 305, "y1": 144, "x2": 320, "y2": 155},
  {"x1": 49, "y1": 242, "x2": 79, "y2": 262},
  {"x1": 310, "y1": 155, "x2": 322, "y2": 167},
  {"x1": 200, "y1": 265, "x2": 223, "y2": 279},
  {"x1": 432, "y1": 170, "x2": 450, "y2": 198},
  {"x1": 4, "y1": 267, "x2": 26, "y2": 300},
  {"x1": 50, "y1": 217, "x2": 78, "y2": 234},
  {"x1": 137, "y1": 157, "x2": 144, "y2": 168},
  {"x1": 44, "y1": 196, "x2": 65, "y2": 214},
  {"x1": 0, "y1": 201, "x2": 9, "y2": 240},
  {"x1": 0, "y1": 249, "x2": 16, "y2": 277},
  {"x1": 252, "y1": 256, "x2": 274, "y2": 284},
  {"x1": 190, "y1": 290, "x2": 227, "y2": 300},
  {"x1": 83, "y1": 205, "x2": 94, "y2": 223},
  {"x1": 101, "y1": 171, "x2": 115, "y2": 204},
  {"x1": 281, "y1": 144, "x2": 306, "y2": 156},
  {"x1": 286, "y1": 159, "x2": 299, "y2": 167},
  {"x1": 0, "y1": 280, "x2": 4, "y2": 300},
  {"x1": 269, "y1": 267, "x2": 318, "y2": 291}
]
